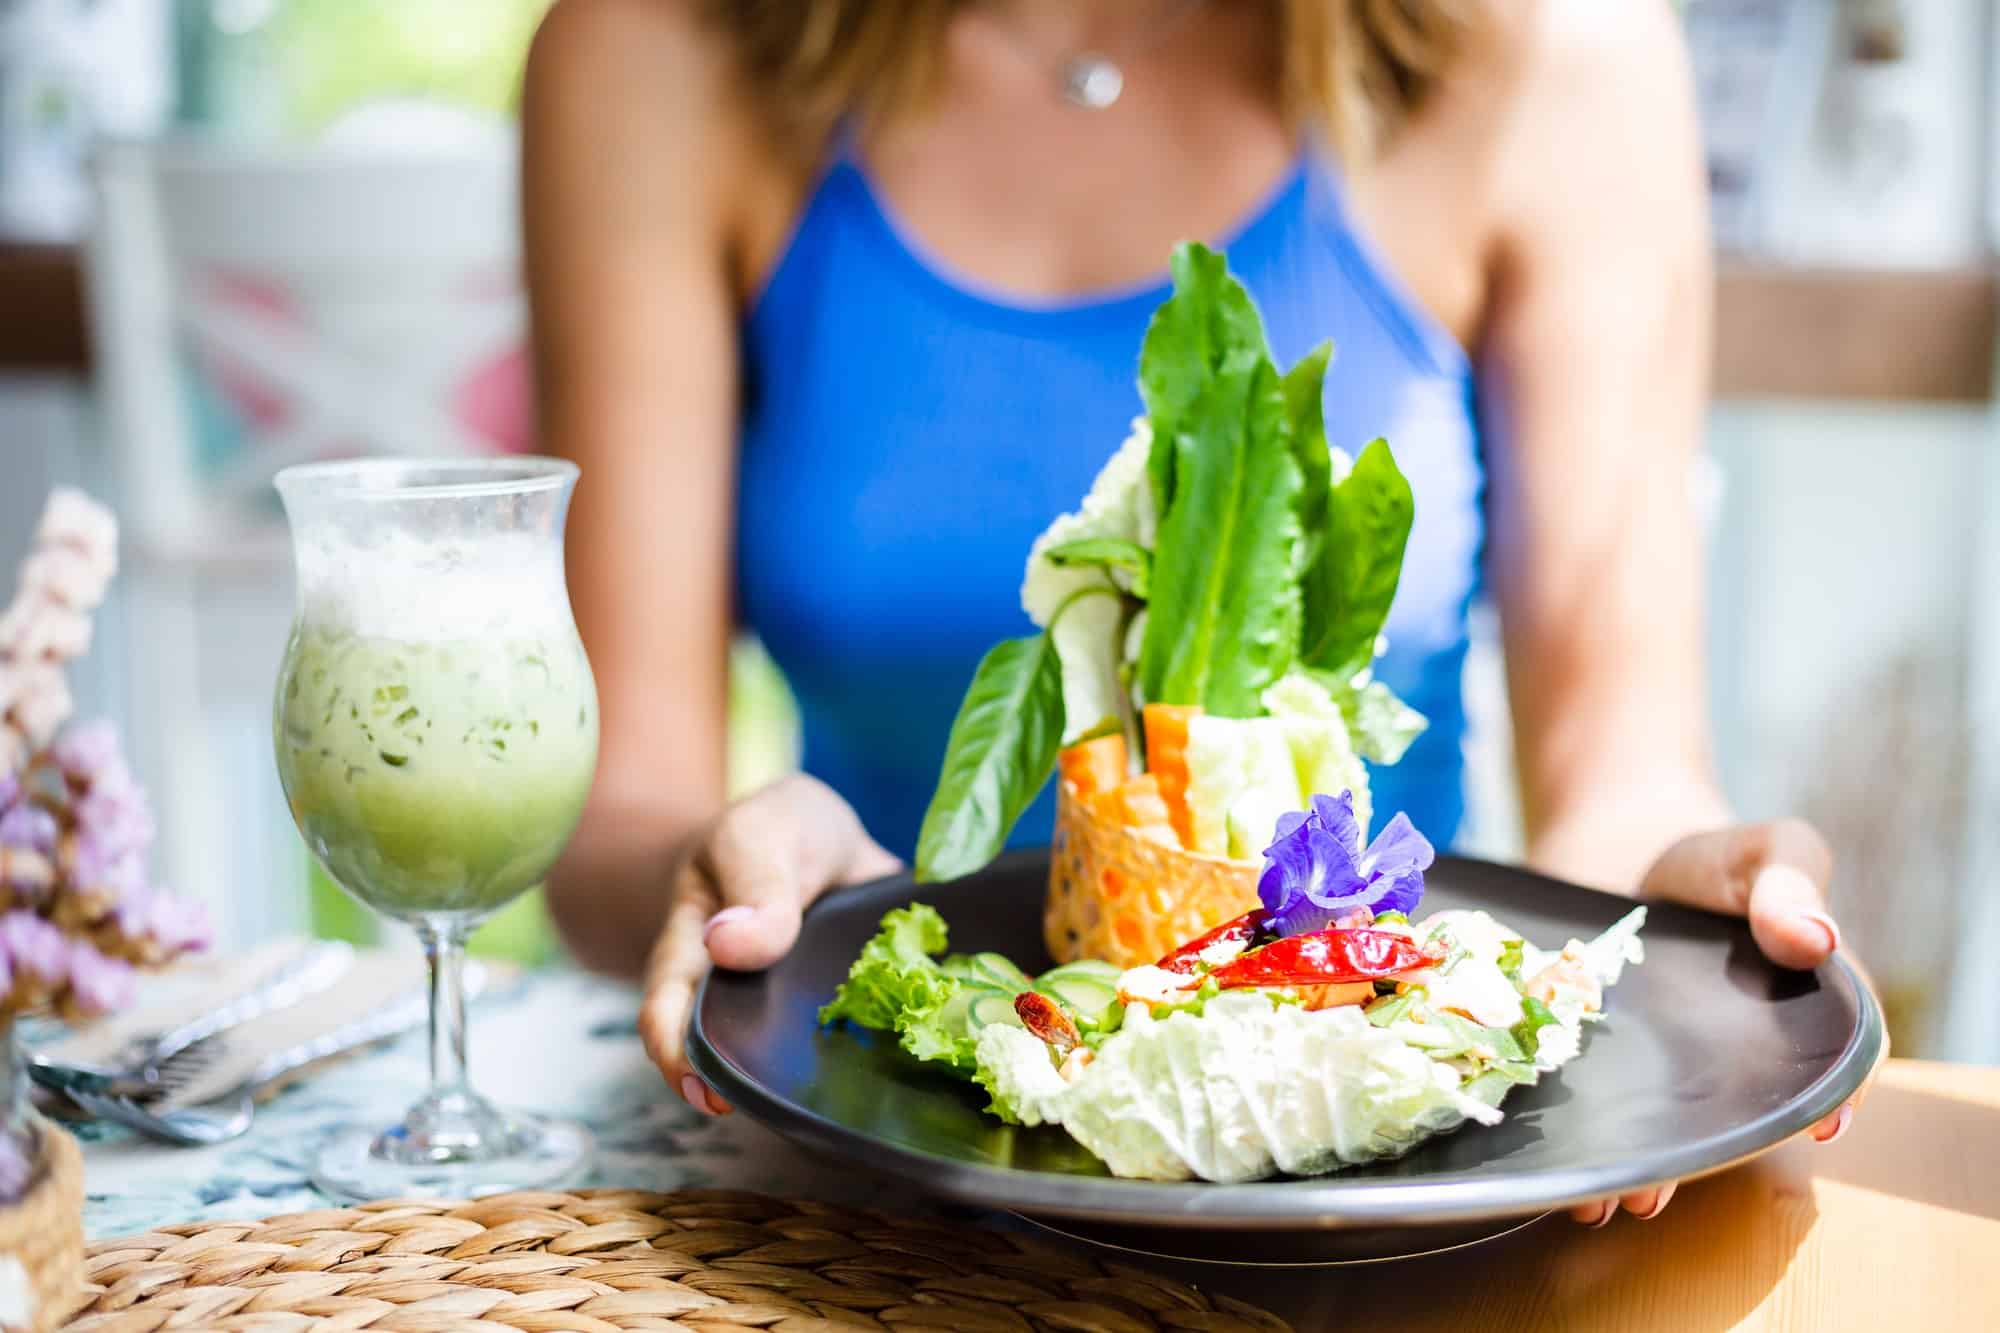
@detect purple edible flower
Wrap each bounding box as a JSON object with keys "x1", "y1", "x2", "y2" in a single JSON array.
[{"x1": 1256, "y1": 791, "x2": 1435, "y2": 938}]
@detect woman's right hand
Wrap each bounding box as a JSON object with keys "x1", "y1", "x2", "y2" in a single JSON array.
[{"x1": 640, "y1": 773, "x2": 902, "y2": 1114}]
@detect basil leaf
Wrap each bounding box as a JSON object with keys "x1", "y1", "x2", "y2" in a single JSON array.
[
  {"x1": 1139, "y1": 243, "x2": 1272, "y2": 534},
  {"x1": 1042, "y1": 538, "x2": 1152, "y2": 600},
  {"x1": 1137, "y1": 247, "x2": 1304, "y2": 716},
  {"x1": 1301, "y1": 438, "x2": 1414, "y2": 678},
  {"x1": 1282, "y1": 339, "x2": 1334, "y2": 576},
  {"x1": 915, "y1": 633, "x2": 1065, "y2": 882}
]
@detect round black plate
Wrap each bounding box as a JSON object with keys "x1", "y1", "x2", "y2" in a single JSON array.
[{"x1": 689, "y1": 851, "x2": 1880, "y2": 1248}]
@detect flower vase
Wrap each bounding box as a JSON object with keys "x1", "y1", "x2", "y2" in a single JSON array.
[{"x1": 0, "y1": 1021, "x2": 82, "y2": 1333}]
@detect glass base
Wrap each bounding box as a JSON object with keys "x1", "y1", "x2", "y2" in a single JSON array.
[{"x1": 311, "y1": 1106, "x2": 592, "y2": 1201}]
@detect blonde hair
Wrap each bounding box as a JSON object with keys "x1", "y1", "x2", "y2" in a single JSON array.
[{"x1": 705, "y1": 0, "x2": 1476, "y2": 164}]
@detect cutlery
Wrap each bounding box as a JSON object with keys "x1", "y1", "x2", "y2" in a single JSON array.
[
  {"x1": 28, "y1": 940, "x2": 354, "y2": 1101},
  {"x1": 116, "y1": 939, "x2": 355, "y2": 1074},
  {"x1": 69, "y1": 962, "x2": 482, "y2": 1147}
]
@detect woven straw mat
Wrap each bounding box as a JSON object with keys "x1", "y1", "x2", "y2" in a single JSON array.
[{"x1": 68, "y1": 1188, "x2": 1292, "y2": 1332}]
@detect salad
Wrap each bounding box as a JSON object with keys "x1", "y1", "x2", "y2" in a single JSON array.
[
  {"x1": 826, "y1": 793, "x2": 1645, "y2": 1183},
  {"x1": 914, "y1": 243, "x2": 1427, "y2": 888}
]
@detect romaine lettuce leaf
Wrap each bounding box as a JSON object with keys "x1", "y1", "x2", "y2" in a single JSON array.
[{"x1": 1137, "y1": 245, "x2": 1305, "y2": 717}]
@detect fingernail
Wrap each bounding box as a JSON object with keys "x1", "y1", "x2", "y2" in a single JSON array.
[
  {"x1": 1792, "y1": 909, "x2": 1841, "y2": 954},
  {"x1": 1813, "y1": 1101, "x2": 1854, "y2": 1145},
  {"x1": 1633, "y1": 1183, "x2": 1677, "y2": 1220},
  {"x1": 1588, "y1": 1202, "x2": 1617, "y2": 1229},
  {"x1": 703, "y1": 905, "x2": 757, "y2": 943},
  {"x1": 680, "y1": 1073, "x2": 719, "y2": 1116}
]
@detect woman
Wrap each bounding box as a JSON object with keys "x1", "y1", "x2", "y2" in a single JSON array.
[{"x1": 523, "y1": 0, "x2": 1872, "y2": 1225}]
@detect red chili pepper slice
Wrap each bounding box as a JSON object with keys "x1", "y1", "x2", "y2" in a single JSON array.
[
  {"x1": 1207, "y1": 929, "x2": 1438, "y2": 989},
  {"x1": 1154, "y1": 910, "x2": 1264, "y2": 975}
]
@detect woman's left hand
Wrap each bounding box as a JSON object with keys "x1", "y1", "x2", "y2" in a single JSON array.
[{"x1": 1565, "y1": 818, "x2": 1886, "y2": 1226}]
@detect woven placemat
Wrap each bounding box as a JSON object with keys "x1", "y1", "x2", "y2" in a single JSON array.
[{"x1": 67, "y1": 1189, "x2": 1291, "y2": 1332}]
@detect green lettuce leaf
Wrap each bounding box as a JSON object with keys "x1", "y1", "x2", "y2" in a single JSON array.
[
  {"x1": 1282, "y1": 340, "x2": 1335, "y2": 577},
  {"x1": 818, "y1": 904, "x2": 956, "y2": 1034},
  {"x1": 1329, "y1": 675, "x2": 1428, "y2": 765},
  {"x1": 915, "y1": 633, "x2": 1065, "y2": 882},
  {"x1": 1301, "y1": 438, "x2": 1415, "y2": 679},
  {"x1": 1510, "y1": 995, "x2": 1559, "y2": 1058},
  {"x1": 1137, "y1": 244, "x2": 1305, "y2": 717}
]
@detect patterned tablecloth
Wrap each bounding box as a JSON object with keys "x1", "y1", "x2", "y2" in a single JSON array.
[{"x1": 74, "y1": 968, "x2": 885, "y2": 1239}]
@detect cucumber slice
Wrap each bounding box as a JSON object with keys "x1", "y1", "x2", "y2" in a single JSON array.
[
  {"x1": 932, "y1": 988, "x2": 980, "y2": 1034},
  {"x1": 971, "y1": 952, "x2": 1033, "y2": 992},
  {"x1": 968, "y1": 992, "x2": 1023, "y2": 1031},
  {"x1": 1034, "y1": 964, "x2": 1121, "y2": 1026}
]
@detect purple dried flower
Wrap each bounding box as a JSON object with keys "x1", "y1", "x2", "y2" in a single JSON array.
[
  {"x1": 73, "y1": 830, "x2": 148, "y2": 900},
  {"x1": 0, "y1": 802, "x2": 55, "y2": 856},
  {"x1": 72, "y1": 764, "x2": 153, "y2": 861},
  {"x1": 0, "y1": 1131, "x2": 29, "y2": 1203},
  {"x1": 0, "y1": 774, "x2": 19, "y2": 811},
  {"x1": 66, "y1": 938, "x2": 136, "y2": 1015},
  {"x1": 50, "y1": 718, "x2": 122, "y2": 782},
  {"x1": 1256, "y1": 791, "x2": 1435, "y2": 938},
  {"x1": 0, "y1": 909, "x2": 69, "y2": 983},
  {"x1": 115, "y1": 886, "x2": 212, "y2": 954}
]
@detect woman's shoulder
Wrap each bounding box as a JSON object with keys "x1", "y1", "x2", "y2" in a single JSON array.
[
  {"x1": 1403, "y1": 0, "x2": 1698, "y2": 239},
  {"x1": 523, "y1": 0, "x2": 797, "y2": 290}
]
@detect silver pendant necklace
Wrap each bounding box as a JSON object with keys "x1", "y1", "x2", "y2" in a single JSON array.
[{"x1": 1001, "y1": 1, "x2": 1206, "y2": 112}]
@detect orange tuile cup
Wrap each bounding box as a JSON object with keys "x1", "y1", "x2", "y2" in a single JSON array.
[{"x1": 1045, "y1": 778, "x2": 1263, "y2": 968}]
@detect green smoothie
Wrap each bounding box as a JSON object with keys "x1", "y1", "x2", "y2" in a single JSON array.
[{"x1": 275, "y1": 626, "x2": 598, "y2": 920}]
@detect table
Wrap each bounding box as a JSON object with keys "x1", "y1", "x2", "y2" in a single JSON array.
[{"x1": 77, "y1": 970, "x2": 2000, "y2": 1331}]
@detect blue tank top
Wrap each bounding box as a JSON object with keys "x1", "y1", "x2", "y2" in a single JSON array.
[{"x1": 738, "y1": 146, "x2": 1484, "y2": 860}]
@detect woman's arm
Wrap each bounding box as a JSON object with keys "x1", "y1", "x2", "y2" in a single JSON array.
[
  {"x1": 1479, "y1": 0, "x2": 1726, "y2": 883},
  {"x1": 1475, "y1": 2, "x2": 1862, "y2": 1220},
  {"x1": 522, "y1": 0, "x2": 743, "y2": 977}
]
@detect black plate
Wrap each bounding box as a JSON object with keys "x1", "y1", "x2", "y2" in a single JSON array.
[{"x1": 690, "y1": 851, "x2": 1880, "y2": 1249}]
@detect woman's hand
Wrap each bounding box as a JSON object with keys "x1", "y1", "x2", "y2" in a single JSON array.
[
  {"x1": 639, "y1": 774, "x2": 901, "y2": 1114},
  {"x1": 1563, "y1": 817, "x2": 1885, "y2": 1226}
]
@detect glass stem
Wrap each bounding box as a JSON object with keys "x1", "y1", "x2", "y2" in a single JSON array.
[{"x1": 419, "y1": 917, "x2": 473, "y2": 1105}]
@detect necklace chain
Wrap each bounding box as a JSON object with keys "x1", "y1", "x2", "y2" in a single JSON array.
[{"x1": 988, "y1": 0, "x2": 1207, "y2": 111}]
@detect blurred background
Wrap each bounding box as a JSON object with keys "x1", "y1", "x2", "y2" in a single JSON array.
[{"x1": 0, "y1": 0, "x2": 1993, "y2": 1063}]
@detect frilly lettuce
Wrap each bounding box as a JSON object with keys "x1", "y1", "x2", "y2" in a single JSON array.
[
  {"x1": 976, "y1": 993, "x2": 1499, "y2": 1182},
  {"x1": 830, "y1": 902, "x2": 1647, "y2": 1183}
]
